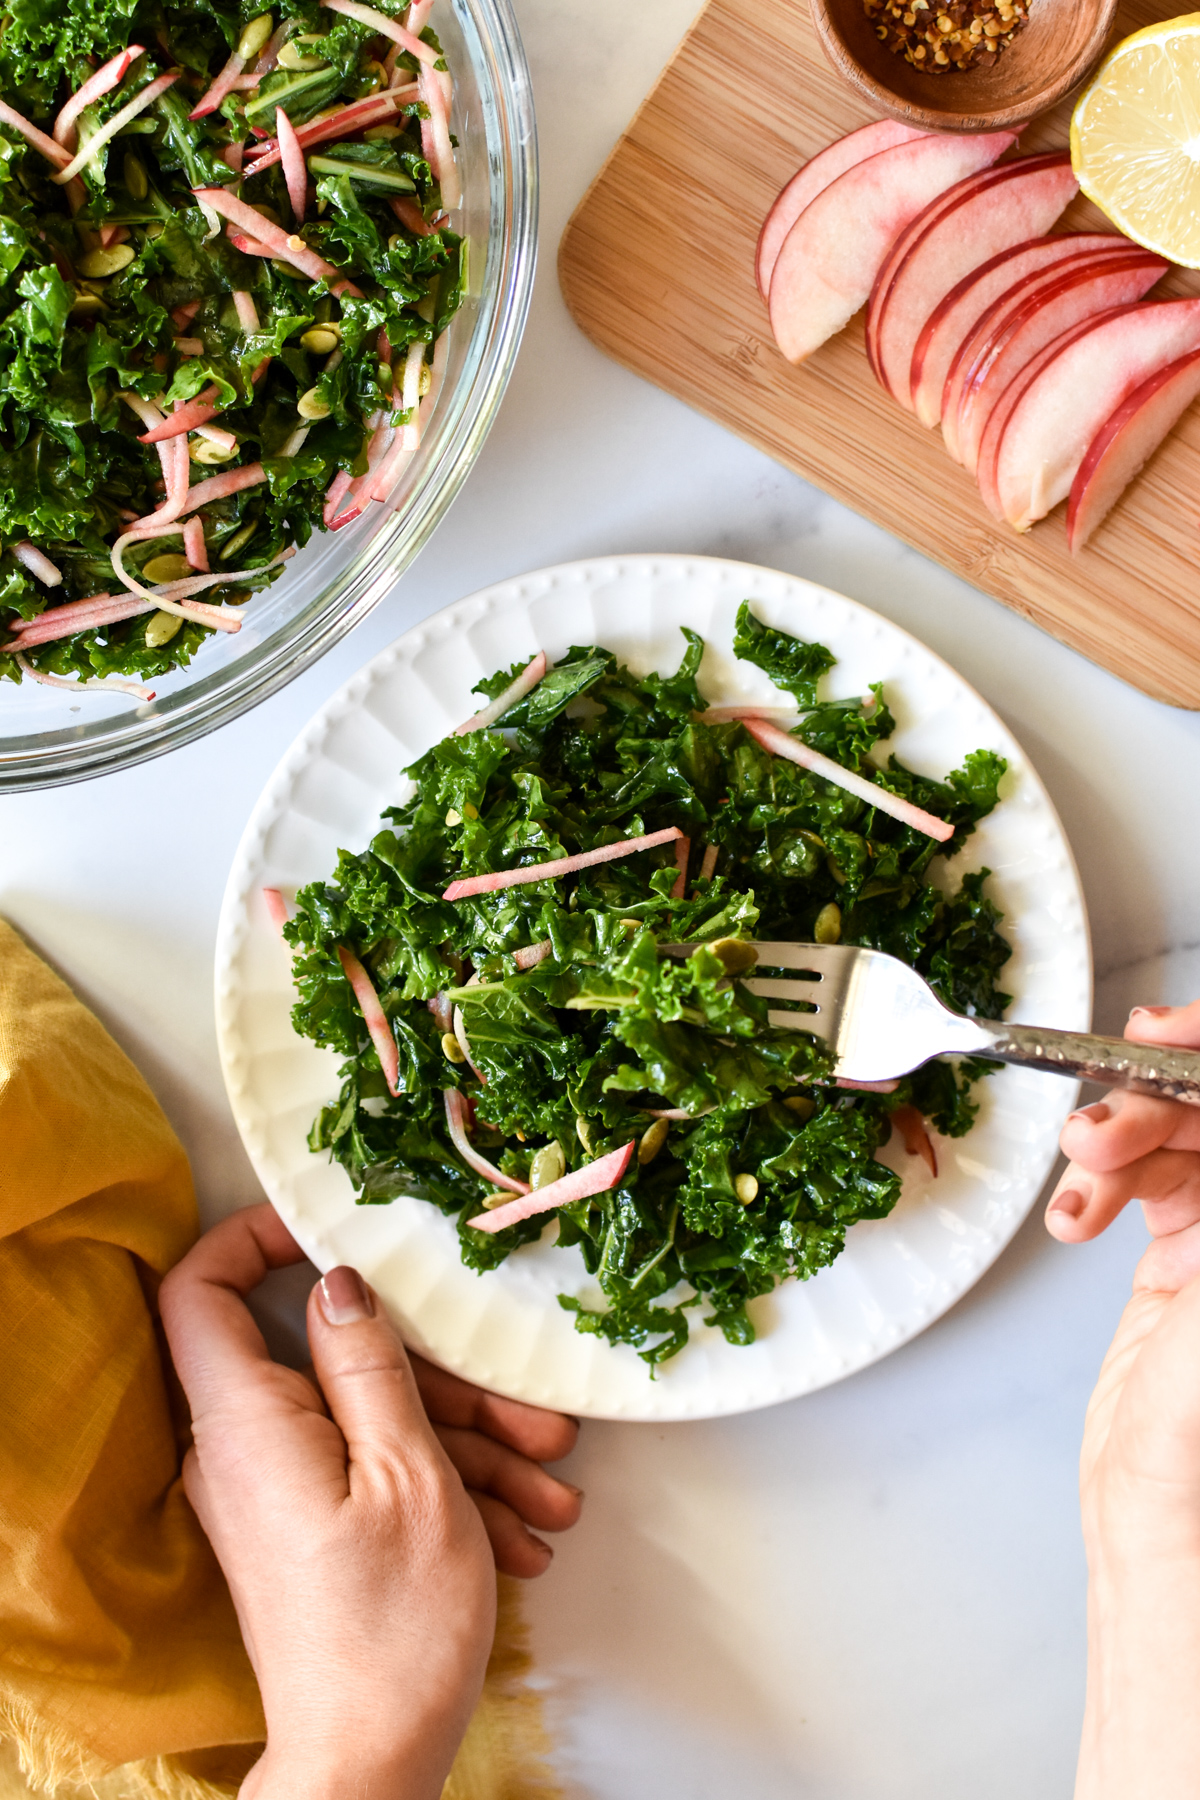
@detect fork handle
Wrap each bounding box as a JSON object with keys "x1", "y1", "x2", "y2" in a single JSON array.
[{"x1": 974, "y1": 1020, "x2": 1200, "y2": 1105}]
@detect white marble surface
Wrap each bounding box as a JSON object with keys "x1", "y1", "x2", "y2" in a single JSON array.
[{"x1": 3, "y1": 3, "x2": 1200, "y2": 1794}]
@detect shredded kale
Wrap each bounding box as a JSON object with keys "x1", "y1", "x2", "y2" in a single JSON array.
[
  {"x1": 0, "y1": 0, "x2": 464, "y2": 686},
  {"x1": 288, "y1": 606, "x2": 1012, "y2": 1368}
]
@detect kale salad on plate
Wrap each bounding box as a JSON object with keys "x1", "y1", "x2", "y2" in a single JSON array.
[
  {"x1": 280, "y1": 605, "x2": 1012, "y2": 1370},
  {"x1": 0, "y1": 0, "x2": 464, "y2": 700}
]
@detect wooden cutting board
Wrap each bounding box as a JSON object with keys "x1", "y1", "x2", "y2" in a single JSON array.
[{"x1": 558, "y1": 0, "x2": 1200, "y2": 708}]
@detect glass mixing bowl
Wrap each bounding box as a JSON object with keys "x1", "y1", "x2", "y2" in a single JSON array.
[{"x1": 0, "y1": 0, "x2": 537, "y2": 792}]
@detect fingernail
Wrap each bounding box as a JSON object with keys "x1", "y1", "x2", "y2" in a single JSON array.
[
  {"x1": 526, "y1": 1532, "x2": 553, "y2": 1561},
  {"x1": 1069, "y1": 1102, "x2": 1110, "y2": 1124},
  {"x1": 1130, "y1": 1005, "x2": 1171, "y2": 1019},
  {"x1": 563, "y1": 1482, "x2": 584, "y2": 1500},
  {"x1": 1048, "y1": 1188, "x2": 1085, "y2": 1219},
  {"x1": 319, "y1": 1266, "x2": 373, "y2": 1325}
]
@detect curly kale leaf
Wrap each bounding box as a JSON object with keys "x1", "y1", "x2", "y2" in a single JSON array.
[
  {"x1": 733, "y1": 599, "x2": 836, "y2": 708},
  {"x1": 0, "y1": 0, "x2": 141, "y2": 88}
]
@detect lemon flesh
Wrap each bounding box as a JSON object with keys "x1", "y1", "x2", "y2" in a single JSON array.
[{"x1": 1072, "y1": 14, "x2": 1200, "y2": 269}]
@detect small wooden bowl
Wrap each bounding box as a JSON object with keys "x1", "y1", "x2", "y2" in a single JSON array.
[{"x1": 810, "y1": 0, "x2": 1119, "y2": 134}]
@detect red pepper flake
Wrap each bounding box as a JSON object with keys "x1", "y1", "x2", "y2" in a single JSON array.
[{"x1": 862, "y1": 0, "x2": 1032, "y2": 72}]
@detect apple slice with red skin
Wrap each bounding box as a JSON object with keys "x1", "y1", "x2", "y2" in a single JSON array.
[
  {"x1": 768, "y1": 129, "x2": 1016, "y2": 365},
  {"x1": 974, "y1": 308, "x2": 1131, "y2": 517},
  {"x1": 943, "y1": 255, "x2": 1140, "y2": 462},
  {"x1": 863, "y1": 162, "x2": 1014, "y2": 379},
  {"x1": 910, "y1": 233, "x2": 1132, "y2": 428},
  {"x1": 943, "y1": 251, "x2": 1165, "y2": 463},
  {"x1": 863, "y1": 151, "x2": 1055, "y2": 378},
  {"x1": 947, "y1": 252, "x2": 1167, "y2": 472},
  {"x1": 863, "y1": 159, "x2": 1022, "y2": 379},
  {"x1": 870, "y1": 152, "x2": 1080, "y2": 407},
  {"x1": 1067, "y1": 348, "x2": 1200, "y2": 552},
  {"x1": 989, "y1": 298, "x2": 1200, "y2": 530},
  {"x1": 865, "y1": 165, "x2": 998, "y2": 377},
  {"x1": 755, "y1": 120, "x2": 928, "y2": 302}
]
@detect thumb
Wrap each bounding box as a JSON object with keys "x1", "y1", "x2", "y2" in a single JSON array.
[
  {"x1": 1126, "y1": 999, "x2": 1200, "y2": 1049},
  {"x1": 307, "y1": 1266, "x2": 442, "y2": 1483}
]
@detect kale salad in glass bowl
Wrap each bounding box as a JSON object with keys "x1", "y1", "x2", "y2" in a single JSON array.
[{"x1": 0, "y1": 0, "x2": 535, "y2": 789}]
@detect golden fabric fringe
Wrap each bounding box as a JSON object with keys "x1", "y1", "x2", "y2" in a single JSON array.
[
  {"x1": 0, "y1": 1579, "x2": 561, "y2": 1800},
  {"x1": 444, "y1": 1576, "x2": 562, "y2": 1800},
  {"x1": 0, "y1": 1695, "x2": 250, "y2": 1800}
]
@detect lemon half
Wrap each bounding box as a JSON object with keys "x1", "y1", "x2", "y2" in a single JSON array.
[{"x1": 1072, "y1": 13, "x2": 1200, "y2": 269}]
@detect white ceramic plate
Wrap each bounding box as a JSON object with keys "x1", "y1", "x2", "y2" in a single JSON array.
[{"x1": 215, "y1": 555, "x2": 1091, "y2": 1420}]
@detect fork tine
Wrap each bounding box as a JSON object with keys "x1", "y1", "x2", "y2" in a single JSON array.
[
  {"x1": 747, "y1": 944, "x2": 850, "y2": 1047},
  {"x1": 742, "y1": 971, "x2": 831, "y2": 1042},
  {"x1": 740, "y1": 977, "x2": 821, "y2": 1003},
  {"x1": 749, "y1": 941, "x2": 855, "y2": 973},
  {"x1": 764, "y1": 1006, "x2": 833, "y2": 1040}
]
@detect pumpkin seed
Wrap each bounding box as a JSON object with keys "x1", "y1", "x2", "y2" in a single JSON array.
[
  {"x1": 530, "y1": 1142, "x2": 565, "y2": 1189},
  {"x1": 143, "y1": 553, "x2": 193, "y2": 584},
  {"x1": 706, "y1": 937, "x2": 759, "y2": 976},
  {"x1": 275, "y1": 40, "x2": 325, "y2": 68},
  {"x1": 237, "y1": 13, "x2": 275, "y2": 61},
  {"x1": 218, "y1": 520, "x2": 259, "y2": 562},
  {"x1": 297, "y1": 386, "x2": 330, "y2": 420},
  {"x1": 144, "y1": 610, "x2": 183, "y2": 647},
  {"x1": 123, "y1": 153, "x2": 148, "y2": 199},
  {"x1": 299, "y1": 325, "x2": 340, "y2": 355},
  {"x1": 189, "y1": 437, "x2": 238, "y2": 465},
  {"x1": 637, "y1": 1119, "x2": 669, "y2": 1166},
  {"x1": 78, "y1": 245, "x2": 135, "y2": 279},
  {"x1": 814, "y1": 902, "x2": 842, "y2": 945}
]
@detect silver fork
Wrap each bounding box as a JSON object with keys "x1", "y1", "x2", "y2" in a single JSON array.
[{"x1": 679, "y1": 941, "x2": 1200, "y2": 1104}]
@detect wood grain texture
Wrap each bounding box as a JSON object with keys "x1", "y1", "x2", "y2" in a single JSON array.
[{"x1": 558, "y1": 0, "x2": 1200, "y2": 707}]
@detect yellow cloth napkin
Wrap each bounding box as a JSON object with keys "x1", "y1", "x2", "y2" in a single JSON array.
[{"x1": 0, "y1": 920, "x2": 560, "y2": 1800}]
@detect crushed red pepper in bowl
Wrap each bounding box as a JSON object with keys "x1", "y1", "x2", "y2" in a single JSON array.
[{"x1": 862, "y1": 0, "x2": 1032, "y2": 72}]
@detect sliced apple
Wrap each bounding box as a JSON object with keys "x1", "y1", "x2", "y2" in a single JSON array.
[
  {"x1": 975, "y1": 309, "x2": 1129, "y2": 519},
  {"x1": 767, "y1": 129, "x2": 1017, "y2": 366},
  {"x1": 1068, "y1": 348, "x2": 1200, "y2": 551},
  {"x1": 910, "y1": 233, "x2": 1130, "y2": 428},
  {"x1": 947, "y1": 253, "x2": 1167, "y2": 472},
  {"x1": 864, "y1": 162, "x2": 1004, "y2": 378},
  {"x1": 942, "y1": 260, "x2": 1116, "y2": 463},
  {"x1": 864, "y1": 153, "x2": 1056, "y2": 379},
  {"x1": 756, "y1": 121, "x2": 928, "y2": 302},
  {"x1": 990, "y1": 298, "x2": 1200, "y2": 530},
  {"x1": 870, "y1": 153, "x2": 1079, "y2": 407}
]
